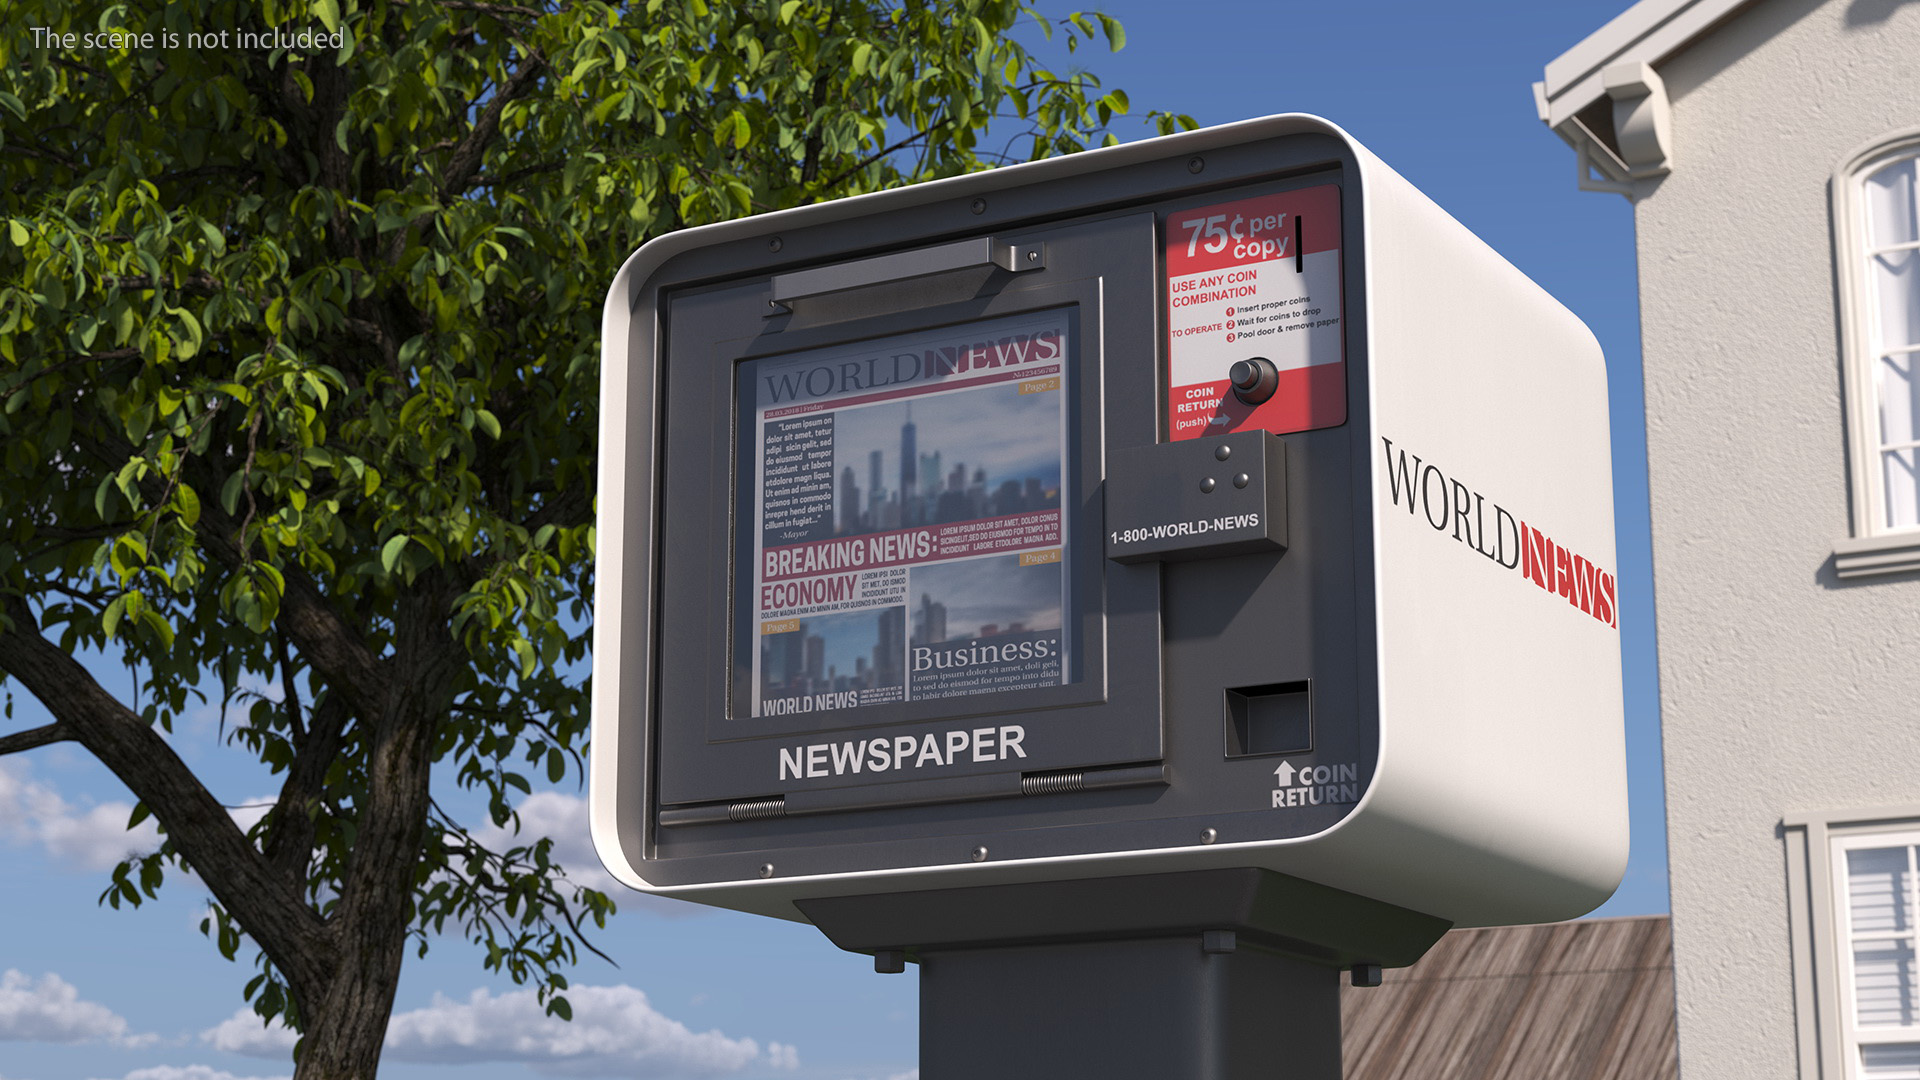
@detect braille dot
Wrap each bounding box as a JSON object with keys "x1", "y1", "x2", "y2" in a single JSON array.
[
  {"x1": 1214, "y1": 445, "x2": 1232, "y2": 461},
  {"x1": 1200, "y1": 478, "x2": 1216, "y2": 493},
  {"x1": 1234, "y1": 473, "x2": 1250, "y2": 489}
]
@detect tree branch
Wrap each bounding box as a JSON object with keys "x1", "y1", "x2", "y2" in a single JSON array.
[
  {"x1": 1, "y1": 352, "x2": 137, "y2": 403},
  {"x1": 436, "y1": 0, "x2": 546, "y2": 18},
  {"x1": 265, "y1": 693, "x2": 351, "y2": 889},
  {"x1": 156, "y1": 164, "x2": 257, "y2": 186},
  {"x1": 468, "y1": 160, "x2": 564, "y2": 189},
  {"x1": 798, "y1": 13, "x2": 840, "y2": 185},
  {"x1": 275, "y1": 627, "x2": 307, "y2": 749},
  {"x1": 807, "y1": 113, "x2": 950, "y2": 198},
  {"x1": 0, "y1": 722, "x2": 73, "y2": 756},
  {"x1": 0, "y1": 593, "x2": 335, "y2": 997},
  {"x1": 2, "y1": 143, "x2": 84, "y2": 170},
  {"x1": 179, "y1": 469, "x2": 389, "y2": 720},
  {"x1": 439, "y1": 52, "x2": 547, "y2": 201},
  {"x1": 522, "y1": 482, "x2": 590, "y2": 536},
  {"x1": 100, "y1": 271, "x2": 221, "y2": 294}
]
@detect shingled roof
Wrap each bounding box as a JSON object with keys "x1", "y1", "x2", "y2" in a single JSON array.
[{"x1": 1341, "y1": 915, "x2": 1677, "y2": 1080}]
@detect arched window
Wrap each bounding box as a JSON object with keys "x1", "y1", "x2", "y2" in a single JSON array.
[{"x1": 1835, "y1": 132, "x2": 1920, "y2": 576}]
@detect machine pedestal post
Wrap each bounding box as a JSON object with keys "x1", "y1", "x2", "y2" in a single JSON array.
[{"x1": 918, "y1": 932, "x2": 1340, "y2": 1080}]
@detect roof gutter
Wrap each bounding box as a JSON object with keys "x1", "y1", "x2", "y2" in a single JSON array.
[{"x1": 1533, "y1": 0, "x2": 1757, "y2": 198}]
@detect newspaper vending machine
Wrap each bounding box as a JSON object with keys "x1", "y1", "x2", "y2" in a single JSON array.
[{"x1": 592, "y1": 115, "x2": 1628, "y2": 1079}]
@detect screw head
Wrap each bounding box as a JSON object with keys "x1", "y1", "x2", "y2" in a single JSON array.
[
  {"x1": 768, "y1": 236, "x2": 783, "y2": 253},
  {"x1": 758, "y1": 863, "x2": 775, "y2": 879},
  {"x1": 971, "y1": 198, "x2": 987, "y2": 215},
  {"x1": 1026, "y1": 249, "x2": 1039, "y2": 262},
  {"x1": 1233, "y1": 473, "x2": 1250, "y2": 489},
  {"x1": 1188, "y1": 156, "x2": 1205, "y2": 174},
  {"x1": 1200, "y1": 828, "x2": 1218, "y2": 845},
  {"x1": 1214, "y1": 444, "x2": 1232, "y2": 462},
  {"x1": 1200, "y1": 478, "x2": 1216, "y2": 494},
  {"x1": 970, "y1": 845, "x2": 989, "y2": 862}
]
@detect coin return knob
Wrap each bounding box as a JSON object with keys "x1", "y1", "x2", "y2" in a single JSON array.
[{"x1": 1229, "y1": 357, "x2": 1279, "y2": 406}]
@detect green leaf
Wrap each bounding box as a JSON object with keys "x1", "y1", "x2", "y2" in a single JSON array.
[
  {"x1": 7, "y1": 221, "x2": 26, "y2": 247},
  {"x1": 175, "y1": 484, "x2": 201, "y2": 526},
  {"x1": 314, "y1": 0, "x2": 342, "y2": 33},
  {"x1": 139, "y1": 608, "x2": 176, "y2": 650},
  {"x1": 101, "y1": 594, "x2": 127, "y2": 639},
  {"x1": 380, "y1": 534, "x2": 410, "y2": 573},
  {"x1": 546, "y1": 747, "x2": 565, "y2": 784},
  {"x1": 220, "y1": 471, "x2": 246, "y2": 515}
]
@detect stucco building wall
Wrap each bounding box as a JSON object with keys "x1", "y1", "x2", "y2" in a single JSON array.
[{"x1": 1629, "y1": 0, "x2": 1920, "y2": 1075}]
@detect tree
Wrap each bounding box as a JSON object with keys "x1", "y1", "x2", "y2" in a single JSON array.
[{"x1": 0, "y1": 2, "x2": 1189, "y2": 1076}]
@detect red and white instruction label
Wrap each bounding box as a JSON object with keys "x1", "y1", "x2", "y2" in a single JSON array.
[{"x1": 1165, "y1": 185, "x2": 1345, "y2": 441}]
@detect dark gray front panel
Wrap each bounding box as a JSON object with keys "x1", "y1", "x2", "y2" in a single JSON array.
[{"x1": 621, "y1": 132, "x2": 1379, "y2": 886}]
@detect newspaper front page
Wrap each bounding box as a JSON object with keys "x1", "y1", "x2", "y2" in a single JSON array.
[{"x1": 740, "y1": 309, "x2": 1075, "y2": 719}]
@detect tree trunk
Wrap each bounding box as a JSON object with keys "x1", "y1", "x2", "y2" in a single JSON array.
[
  {"x1": 290, "y1": 586, "x2": 457, "y2": 1080},
  {"x1": 291, "y1": 697, "x2": 441, "y2": 1079}
]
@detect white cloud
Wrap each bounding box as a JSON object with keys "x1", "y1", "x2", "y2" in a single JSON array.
[
  {"x1": 206, "y1": 983, "x2": 787, "y2": 1077},
  {"x1": 176, "y1": 673, "x2": 283, "y2": 740},
  {"x1": 472, "y1": 790, "x2": 618, "y2": 894},
  {"x1": 382, "y1": 983, "x2": 774, "y2": 1076},
  {"x1": 0, "y1": 969, "x2": 155, "y2": 1047},
  {"x1": 199, "y1": 1008, "x2": 297, "y2": 1057},
  {"x1": 0, "y1": 762, "x2": 280, "y2": 880},
  {"x1": 0, "y1": 761, "x2": 161, "y2": 871},
  {"x1": 93, "y1": 1066, "x2": 289, "y2": 1080},
  {"x1": 469, "y1": 791, "x2": 702, "y2": 918},
  {"x1": 227, "y1": 796, "x2": 277, "y2": 834}
]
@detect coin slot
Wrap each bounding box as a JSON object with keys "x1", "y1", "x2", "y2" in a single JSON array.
[{"x1": 1225, "y1": 681, "x2": 1312, "y2": 757}]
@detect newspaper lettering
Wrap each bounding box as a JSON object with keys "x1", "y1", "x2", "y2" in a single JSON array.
[{"x1": 760, "y1": 414, "x2": 837, "y2": 545}]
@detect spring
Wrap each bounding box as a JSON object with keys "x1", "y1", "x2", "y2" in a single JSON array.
[
  {"x1": 1021, "y1": 770, "x2": 1085, "y2": 796},
  {"x1": 728, "y1": 796, "x2": 787, "y2": 822}
]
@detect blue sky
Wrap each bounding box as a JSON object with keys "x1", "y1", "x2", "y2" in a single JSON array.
[{"x1": 0, "y1": 3, "x2": 1660, "y2": 1079}]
